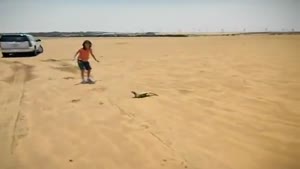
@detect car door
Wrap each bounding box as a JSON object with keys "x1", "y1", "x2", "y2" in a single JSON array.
[{"x1": 0, "y1": 35, "x2": 30, "y2": 49}]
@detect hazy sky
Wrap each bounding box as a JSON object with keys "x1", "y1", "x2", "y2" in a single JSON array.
[{"x1": 0, "y1": 0, "x2": 299, "y2": 33}]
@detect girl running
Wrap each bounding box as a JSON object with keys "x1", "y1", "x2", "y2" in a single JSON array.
[{"x1": 73, "y1": 40, "x2": 99, "y2": 83}]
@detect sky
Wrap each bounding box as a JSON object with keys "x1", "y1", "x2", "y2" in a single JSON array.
[{"x1": 0, "y1": 0, "x2": 299, "y2": 33}]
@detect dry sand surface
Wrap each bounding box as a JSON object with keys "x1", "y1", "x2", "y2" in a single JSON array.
[{"x1": 1, "y1": 36, "x2": 300, "y2": 169}]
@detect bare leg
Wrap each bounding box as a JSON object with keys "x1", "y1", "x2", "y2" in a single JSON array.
[
  {"x1": 81, "y1": 70, "x2": 85, "y2": 81},
  {"x1": 87, "y1": 70, "x2": 91, "y2": 80}
]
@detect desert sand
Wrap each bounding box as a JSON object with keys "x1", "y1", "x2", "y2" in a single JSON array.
[{"x1": 0, "y1": 35, "x2": 300, "y2": 169}]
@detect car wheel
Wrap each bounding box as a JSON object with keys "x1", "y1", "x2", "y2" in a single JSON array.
[
  {"x1": 31, "y1": 46, "x2": 38, "y2": 56},
  {"x1": 2, "y1": 53, "x2": 9, "y2": 57},
  {"x1": 38, "y1": 46, "x2": 44, "y2": 53}
]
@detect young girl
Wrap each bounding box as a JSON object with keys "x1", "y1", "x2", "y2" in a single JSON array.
[{"x1": 73, "y1": 40, "x2": 99, "y2": 83}]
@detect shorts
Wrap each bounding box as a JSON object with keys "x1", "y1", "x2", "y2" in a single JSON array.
[{"x1": 77, "y1": 60, "x2": 92, "y2": 70}]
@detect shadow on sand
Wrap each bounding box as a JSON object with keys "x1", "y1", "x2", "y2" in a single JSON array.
[{"x1": 2, "y1": 52, "x2": 42, "y2": 58}]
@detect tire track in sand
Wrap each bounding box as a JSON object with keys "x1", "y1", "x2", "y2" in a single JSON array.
[
  {"x1": 0, "y1": 60, "x2": 34, "y2": 168},
  {"x1": 107, "y1": 97, "x2": 189, "y2": 168}
]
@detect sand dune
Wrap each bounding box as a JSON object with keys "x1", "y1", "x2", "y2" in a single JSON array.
[{"x1": 1, "y1": 36, "x2": 300, "y2": 169}]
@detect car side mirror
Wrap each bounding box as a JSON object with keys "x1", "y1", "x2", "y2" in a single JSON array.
[{"x1": 36, "y1": 39, "x2": 41, "y2": 42}]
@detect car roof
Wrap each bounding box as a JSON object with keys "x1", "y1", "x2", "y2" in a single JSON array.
[{"x1": 1, "y1": 33, "x2": 31, "y2": 36}]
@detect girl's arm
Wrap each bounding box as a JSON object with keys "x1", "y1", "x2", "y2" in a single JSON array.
[
  {"x1": 90, "y1": 49, "x2": 99, "y2": 62},
  {"x1": 73, "y1": 50, "x2": 79, "y2": 61}
]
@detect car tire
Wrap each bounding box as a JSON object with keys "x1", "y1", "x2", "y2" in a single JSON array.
[
  {"x1": 31, "y1": 46, "x2": 38, "y2": 56},
  {"x1": 38, "y1": 46, "x2": 44, "y2": 53},
  {"x1": 2, "y1": 53, "x2": 9, "y2": 57}
]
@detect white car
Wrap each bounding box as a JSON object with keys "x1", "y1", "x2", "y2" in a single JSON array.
[{"x1": 0, "y1": 34, "x2": 43, "y2": 57}]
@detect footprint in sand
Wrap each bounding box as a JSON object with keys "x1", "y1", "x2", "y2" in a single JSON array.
[
  {"x1": 177, "y1": 89, "x2": 192, "y2": 95},
  {"x1": 91, "y1": 87, "x2": 106, "y2": 92},
  {"x1": 42, "y1": 59, "x2": 59, "y2": 62},
  {"x1": 181, "y1": 161, "x2": 188, "y2": 168},
  {"x1": 161, "y1": 159, "x2": 188, "y2": 168},
  {"x1": 140, "y1": 124, "x2": 149, "y2": 129},
  {"x1": 161, "y1": 159, "x2": 167, "y2": 166},
  {"x1": 71, "y1": 99, "x2": 80, "y2": 103},
  {"x1": 63, "y1": 77, "x2": 75, "y2": 80}
]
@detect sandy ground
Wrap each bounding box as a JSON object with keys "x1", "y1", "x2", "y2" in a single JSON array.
[{"x1": 0, "y1": 36, "x2": 300, "y2": 169}]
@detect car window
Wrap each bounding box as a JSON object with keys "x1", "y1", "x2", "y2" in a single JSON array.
[{"x1": 0, "y1": 35, "x2": 28, "y2": 42}]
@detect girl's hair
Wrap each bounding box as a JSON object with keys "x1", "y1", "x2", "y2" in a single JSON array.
[{"x1": 82, "y1": 40, "x2": 92, "y2": 49}]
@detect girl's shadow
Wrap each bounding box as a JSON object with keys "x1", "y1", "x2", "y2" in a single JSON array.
[{"x1": 74, "y1": 80, "x2": 100, "y2": 85}]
